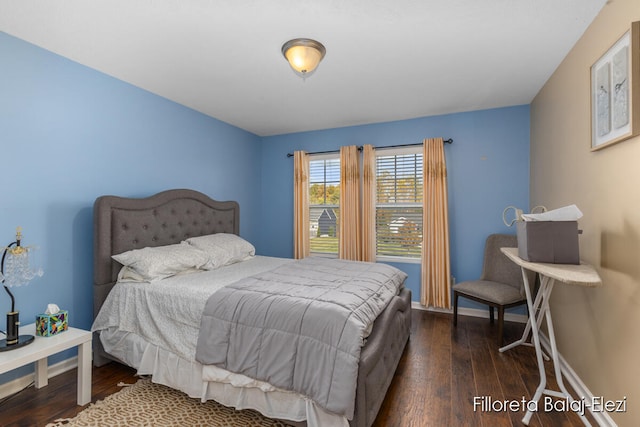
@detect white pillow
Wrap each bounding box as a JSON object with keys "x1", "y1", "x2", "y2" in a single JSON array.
[
  {"x1": 112, "y1": 243, "x2": 210, "y2": 282},
  {"x1": 185, "y1": 233, "x2": 255, "y2": 269}
]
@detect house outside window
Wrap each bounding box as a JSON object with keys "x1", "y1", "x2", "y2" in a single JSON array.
[
  {"x1": 375, "y1": 146, "x2": 423, "y2": 262},
  {"x1": 309, "y1": 154, "x2": 340, "y2": 255}
]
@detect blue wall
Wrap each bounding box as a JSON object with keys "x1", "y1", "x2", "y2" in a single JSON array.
[
  {"x1": 0, "y1": 32, "x2": 262, "y2": 381},
  {"x1": 258, "y1": 106, "x2": 531, "y2": 305},
  {"x1": 1, "y1": 30, "x2": 531, "y2": 385}
]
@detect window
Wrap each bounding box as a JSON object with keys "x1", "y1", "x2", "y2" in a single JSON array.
[
  {"x1": 309, "y1": 154, "x2": 340, "y2": 255},
  {"x1": 375, "y1": 147, "x2": 423, "y2": 260},
  {"x1": 304, "y1": 147, "x2": 422, "y2": 260}
]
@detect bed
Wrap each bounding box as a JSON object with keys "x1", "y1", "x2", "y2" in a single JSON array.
[{"x1": 92, "y1": 189, "x2": 411, "y2": 427}]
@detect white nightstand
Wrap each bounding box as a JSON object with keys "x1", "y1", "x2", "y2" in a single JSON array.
[{"x1": 0, "y1": 323, "x2": 92, "y2": 405}]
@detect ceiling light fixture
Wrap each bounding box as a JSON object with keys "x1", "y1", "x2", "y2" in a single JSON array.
[{"x1": 281, "y1": 38, "x2": 326, "y2": 79}]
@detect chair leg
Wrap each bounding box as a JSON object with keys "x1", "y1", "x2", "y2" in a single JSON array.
[
  {"x1": 453, "y1": 292, "x2": 459, "y2": 327},
  {"x1": 489, "y1": 306, "x2": 494, "y2": 324},
  {"x1": 497, "y1": 306, "x2": 505, "y2": 347}
]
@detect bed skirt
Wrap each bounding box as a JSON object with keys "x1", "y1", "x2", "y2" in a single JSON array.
[{"x1": 99, "y1": 328, "x2": 348, "y2": 427}]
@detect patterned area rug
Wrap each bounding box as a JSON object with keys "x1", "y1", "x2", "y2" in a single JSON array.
[{"x1": 45, "y1": 378, "x2": 293, "y2": 427}]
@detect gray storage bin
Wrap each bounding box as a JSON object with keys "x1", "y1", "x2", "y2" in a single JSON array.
[{"x1": 516, "y1": 221, "x2": 580, "y2": 264}]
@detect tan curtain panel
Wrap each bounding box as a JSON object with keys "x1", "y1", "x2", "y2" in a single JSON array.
[
  {"x1": 293, "y1": 151, "x2": 310, "y2": 259},
  {"x1": 339, "y1": 145, "x2": 362, "y2": 261},
  {"x1": 361, "y1": 145, "x2": 376, "y2": 262},
  {"x1": 421, "y1": 138, "x2": 452, "y2": 308}
]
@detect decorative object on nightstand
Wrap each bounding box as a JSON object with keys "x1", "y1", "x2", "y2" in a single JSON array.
[
  {"x1": 36, "y1": 303, "x2": 68, "y2": 337},
  {"x1": 0, "y1": 227, "x2": 43, "y2": 351}
]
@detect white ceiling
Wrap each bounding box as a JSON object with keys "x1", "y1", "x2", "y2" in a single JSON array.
[{"x1": 0, "y1": 0, "x2": 606, "y2": 137}]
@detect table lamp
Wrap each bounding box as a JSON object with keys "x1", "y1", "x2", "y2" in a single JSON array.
[{"x1": 0, "y1": 227, "x2": 43, "y2": 351}]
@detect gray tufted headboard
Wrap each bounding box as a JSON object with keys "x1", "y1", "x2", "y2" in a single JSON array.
[{"x1": 93, "y1": 189, "x2": 239, "y2": 322}]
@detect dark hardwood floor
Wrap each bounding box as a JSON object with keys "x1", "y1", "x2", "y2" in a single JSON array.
[{"x1": 1, "y1": 310, "x2": 596, "y2": 426}]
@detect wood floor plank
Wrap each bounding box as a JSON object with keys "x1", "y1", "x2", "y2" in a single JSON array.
[
  {"x1": 491, "y1": 343, "x2": 539, "y2": 425},
  {"x1": 424, "y1": 314, "x2": 453, "y2": 427},
  {"x1": 0, "y1": 311, "x2": 591, "y2": 426},
  {"x1": 450, "y1": 316, "x2": 483, "y2": 427},
  {"x1": 466, "y1": 318, "x2": 512, "y2": 427}
]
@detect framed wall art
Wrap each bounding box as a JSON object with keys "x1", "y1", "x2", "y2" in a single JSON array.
[{"x1": 591, "y1": 21, "x2": 640, "y2": 151}]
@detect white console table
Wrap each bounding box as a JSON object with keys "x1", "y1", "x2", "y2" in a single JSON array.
[
  {"x1": 0, "y1": 323, "x2": 92, "y2": 405},
  {"x1": 499, "y1": 247, "x2": 601, "y2": 426}
]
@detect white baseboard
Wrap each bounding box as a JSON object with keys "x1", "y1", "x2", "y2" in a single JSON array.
[
  {"x1": 411, "y1": 303, "x2": 612, "y2": 426},
  {"x1": 0, "y1": 356, "x2": 78, "y2": 400},
  {"x1": 411, "y1": 301, "x2": 529, "y2": 323},
  {"x1": 538, "y1": 335, "x2": 617, "y2": 427}
]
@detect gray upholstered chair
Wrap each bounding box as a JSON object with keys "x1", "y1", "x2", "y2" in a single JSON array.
[{"x1": 452, "y1": 234, "x2": 535, "y2": 346}]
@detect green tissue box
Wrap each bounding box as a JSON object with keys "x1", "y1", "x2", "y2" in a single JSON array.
[{"x1": 36, "y1": 310, "x2": 68, "y2": 336}]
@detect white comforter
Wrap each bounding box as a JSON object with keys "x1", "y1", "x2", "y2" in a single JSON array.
[{"x1": 92, "y1": 256, "x2": 293, "y2": 361}]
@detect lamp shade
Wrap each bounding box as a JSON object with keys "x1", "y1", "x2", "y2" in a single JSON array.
[
  {"x1": 282, "y1": 38, "x2": 326, "y2": 78},
  {"x1": 1, "y1": 245, "x2": 42, "y2": 287}
]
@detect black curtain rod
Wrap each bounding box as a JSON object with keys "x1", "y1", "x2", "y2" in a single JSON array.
[
  {"x1": 287, "y1": 146, "x2": 362, "y2": 158},
  {"x1": 286, "y1": 138, "x2": 453, "y2": 157}
]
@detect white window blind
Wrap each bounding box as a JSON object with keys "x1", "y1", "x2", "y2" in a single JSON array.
[
  {"x1": 309, "y1": 155, "x2": 340, "y2": 255},
  {"x1": 376, "y1": 147, "x2": 423, "y2": 259}
]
